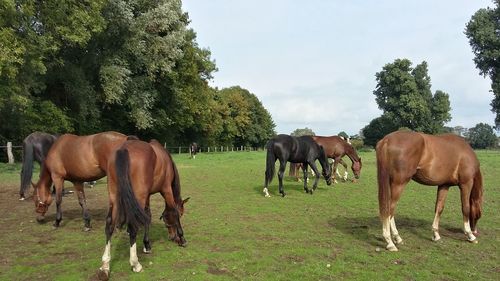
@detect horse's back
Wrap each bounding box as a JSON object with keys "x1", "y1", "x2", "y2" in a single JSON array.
[{"x1": 377, "y1": 131, "x2": 479, "y2": 185}]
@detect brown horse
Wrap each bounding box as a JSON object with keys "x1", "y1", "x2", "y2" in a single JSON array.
[
  {"x1": 312, "y1": 136, "x2": 362, "y2": 182},
  {"x1": 98, "y1": 139, "x2": 189, "y2": 278},
  {"x1": 376, "y1": 131, "x2": 483, "y2": 251},
  {"x1": 33, "y1": 131, "x2": 130, "y2": 230}
]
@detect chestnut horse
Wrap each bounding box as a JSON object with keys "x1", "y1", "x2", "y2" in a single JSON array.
[
  {"x1": 98, "y1": 139, "x2": 189, "y2": 278},
  {"x1": 312, "y1": 136, "x2": 362, "y2": 182},
  {"x1": 33, "y1": 131, "x2": 130, "y2": 230},
  {"x1": 263, "y1": 134, "x2": 332, "y2": 197},
  {"x1": 376, "y1": 131, "x2": 483, "y2": 251}
]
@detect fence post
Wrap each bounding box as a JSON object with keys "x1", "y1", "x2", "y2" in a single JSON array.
[
  {"x1": 7, "y1": 142, "x2": 14, "y2": 164},
  {"x1": 179, "y1": 146, "x2": 181, "y2": 154}
]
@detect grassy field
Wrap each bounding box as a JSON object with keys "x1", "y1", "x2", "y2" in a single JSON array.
[{"x1": 0, "y1": 150, "x2": 498, "y2": 280}]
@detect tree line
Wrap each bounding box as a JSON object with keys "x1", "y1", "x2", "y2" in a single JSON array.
[
  {"x1": 1, "y1": 1, "x2": 498, "y2": 150},
  {"x1": 0, "y1": 0, "x2": 276, "y2": 147}
]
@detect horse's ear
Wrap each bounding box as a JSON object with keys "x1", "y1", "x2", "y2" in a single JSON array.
[{"x1": 183, "y1": 197, "x2": 190, "y2": 205}]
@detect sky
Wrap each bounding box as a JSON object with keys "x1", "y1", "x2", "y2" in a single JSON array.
[{"x1": 182, "y1": 0, "x2": 495, "y2": 136}]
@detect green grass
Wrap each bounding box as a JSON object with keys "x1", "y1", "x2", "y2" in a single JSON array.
[{"x1": 0, "y1": 150, "x2": 498, "y2": 280}]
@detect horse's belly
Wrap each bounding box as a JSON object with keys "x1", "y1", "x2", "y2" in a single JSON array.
[{"x1": 412, "y1": 168, "x2": 457, "y2": 186}]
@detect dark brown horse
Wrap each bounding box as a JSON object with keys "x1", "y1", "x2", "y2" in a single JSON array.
[
  {"x1": 98, "y1": 139, "x2": 189, "y2": 278},
  {"x1": 312, "y1": 136, "x2": 362, "y2": 182},
  {"x1": 33, "y1": 131, "x2": 130, "y2": 230},
  {"x1": 376, "y1": 131, "x2": 483, "y2": 251},
  {"x1": 19, "y1": 132, "x2": 57, "y2": 200}
]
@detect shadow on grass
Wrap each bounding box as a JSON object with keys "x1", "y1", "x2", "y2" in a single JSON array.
[
  {"x1": 252, "y1": 176, "x2": 330, "y2": 197},
  {"x1": 330, "y1": 215, "x2": 465, "y2": 248}
]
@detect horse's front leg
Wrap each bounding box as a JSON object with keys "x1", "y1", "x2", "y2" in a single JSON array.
[
  {"x1": 309, "y1": 162, "x2": 320, "y2": 194},
  {"x1": 74, "y1": 182, "x2": 91, "y2": 231},
  {"x1": 52, "y1": 177, "x2": 64, "y2": 228},
  {"x1": 301, "y1": 163, "x2": 309, "y2": 193},
  {"x1": 432, "y1": 185, "x2": 449, "y2": 241},
  {"x1": 331, "y1": 158, "x2": 340, "y2": 183},
  {"x1": 339, "y1": 158, "x2": 348, "y2": 181},
  {"x1": 128, "y1": 223, "x2": 143, "y2": 272},
  {"x1": 278, "y1": 161, "x2": 286, "y2": 197},
  {"x1": 143, "y1": 198, "x2": 152, "y2": 254}
]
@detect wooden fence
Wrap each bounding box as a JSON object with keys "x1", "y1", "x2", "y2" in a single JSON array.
[{"x1": 1, "y1": 142, "x2": 263, "y2": 164}]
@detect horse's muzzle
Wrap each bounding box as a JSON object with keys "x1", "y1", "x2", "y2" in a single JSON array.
[{"x1": 35, "y1": 201, "x2": 48, "y2": 215}]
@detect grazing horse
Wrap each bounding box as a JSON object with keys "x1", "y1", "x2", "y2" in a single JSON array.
[
  {"x1": 190, "y1": 142, "x2": 199, "y2": 159},
  {"x1": 263, "y1": 134, "x2": 332, "y2": 197},
  {"x1": 98, "y1": 139, "x2": 189, "y2": 278},
  {"x1": 376, "y1": 131, "x2": 483, "y2": 251},
  {"x1": 33, "y1": 131, "x2": 130, "y2": 230},
  {"x1": 312, "y1": 136, "x2": 362, "y2": 182},
  {"x1": 19, "y1": 132, "x2": 58, "y2": 200}
]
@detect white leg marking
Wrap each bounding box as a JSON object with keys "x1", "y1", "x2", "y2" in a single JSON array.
[
  {"x1": 463, "y1": 221, "x2": 477, "y2": 243},
  {"x1": 382, "y1": 217, "x2": 397, "y2": 251},
  {"x1": 263, "y1": 187, "x2": 270, "y2": 197},
  {"x1": 100, "y1": 241, "x2": 111, "y2": 272},
  {"x1": 343, "y1": 171, "x2": 348, "y2": 181},
  {"x1": 390, "y1": 217, "x2": 403, "y2": 244},
  {"x1": 130, "y1": 243, "x2": 143, "y2": 272},
  {"x1": 431, "y1": 212, "x2": 441, "y2": 241}
]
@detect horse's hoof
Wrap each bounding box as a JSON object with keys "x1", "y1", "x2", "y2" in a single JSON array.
[
  {"x1": 280, "y1": 193, "x2": 286, "y2": 197},
  {"x1": 36, "y1": 215, "x2": 45, "y2": 223},
  {"x1": 19, "y1": 197, "x2": 25, "y2": 201},
  {"x1": 143, "y1": 247, "x2": 152, "y2": 254},
  {"x1": 132, "y1": 263, "x2": 143, "y2": 273},
  {"x1": 97, "y1": 268, "x2": 110, "y2": 281},
  {"x1": 83, "y1": 226, "x2": 91, "y2": 232},
  {"x1": 468, "y1": 238, "x2": 478, "y2": 244},
  {"x1": 432, "y1": 236, "x2": 441, "y2": 242},
  {"x1": 264, "y1": 194, "x2": 271, "y2": 198},
  {"x1": 386, "y1": 245, "x2": 398, "y2": 252}
]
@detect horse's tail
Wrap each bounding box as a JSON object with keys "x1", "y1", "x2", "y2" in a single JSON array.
[
  {"x1": 469, "y1": 168, "x2": 483, "y2": 232},
  {"x1": 265, "y1": 140, "x2": 276, "y2": 185},
  {"x1": 115, "y1": 148, "x2": 150, "y2": 233},
  {"x1": 376, "y1": 139, "x2": 391, "y2": 220},
  {"x1": 20, "y1": 140, "x2": 34, "y2": 197}
]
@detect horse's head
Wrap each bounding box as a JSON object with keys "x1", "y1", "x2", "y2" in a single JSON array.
[
  {"x1": 32, "y1": 181, "x2": 52, "y2": 220},
  {"x1": 318, "y1": 146, "x2": 332, "y2": 185},
  {"x1": 351, "y1": 158, "x2": 362, "y2": 180},
  {"x1": 161, "y1": 197, "x2": 190, "y2": 247}
]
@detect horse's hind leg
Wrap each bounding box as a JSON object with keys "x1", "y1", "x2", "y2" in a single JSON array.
[
  {"x1": 388, "y1": 184, "x2": 404, "y2": 246},
  {"x1": 278, "y1": 160, "x2": 287, "y2": 197},
  {"x1": 459, "y1": 182, "x2": 478, "y2": 243},
  {"x1": 339, "y1": 159, "x2": 348, "y2": 181},
  {"x1": 128, "y1": 223, "x2": 143, "y2": 272},
  {"x1": 143, "y1": 198, "x2": 152, "y2": 254},
  {"x1": 74, "y1": 182, "x2": 91, "y2": 231},
  {"x1": 432, "y1": 186, "x2": 450, "y2": 241},
  {"x1": 99, "y1": 205, "x2": 117, "y2": 279}
]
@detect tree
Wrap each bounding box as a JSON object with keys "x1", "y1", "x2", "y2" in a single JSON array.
[
  {"x1": 361, "y1": 114, "x2": 399, "y2": 147},
  {"x1": 337, "y1": 131, "x2": 349, "y2": 139},
  {"x1": 373, "y1": 58, "x2": 451, "y2": 133},
  {"x1": 291, "y1": 128, "x2": 315, "y2": 137},
  {"x1": 465, "y1": 1, "x2": 500, "y2": 128},
  {"x1": 467, "y1": 123, "x2": 497, "y2": 149}
]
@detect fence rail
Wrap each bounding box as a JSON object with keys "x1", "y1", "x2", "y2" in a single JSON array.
[{"x1": 1, "y1": 142, "x2": 264, "y2": 164}]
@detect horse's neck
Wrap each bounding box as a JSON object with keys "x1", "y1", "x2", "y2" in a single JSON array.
[{"x1": 344, "y1": 145, "x2": 359, "y2": 162}]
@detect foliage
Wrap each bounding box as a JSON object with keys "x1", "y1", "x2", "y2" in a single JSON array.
[
  {"x1": 466, "y1": 0, "x2": 500, "y2": 128},
  {"x1": 0, "y1": 0, "x2": 276, "y2": 147},
  {"x1": 467, "y1": 123, "x2": 497, "y2": 148},
  {"x1": 337, "y1": 131, "x2": 349, "y2": 139},
  {"x1": 291, "y1": 127, "x2": 315, "y2": 136},
  {"x1": 349, "y1": 138, "x2": 364, "y2": 150},
  {"x1": 363, "y1": 59, "x2": 452, "y2": 146}
]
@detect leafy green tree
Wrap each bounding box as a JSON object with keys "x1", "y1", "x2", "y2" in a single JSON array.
[
  {"x1": 373, "y1": 59, "x2": 451, "y2": 133},
  {"x1": 291, "y1": 128, "x2": 315, "y2": 137},
  {"x1": 338, "y1": 131, "x2": 349, "y2": 139},
  {"x1": 467, "y1": 123, "x2": 497, "y2": 149},
  {"x1": 361, "y1": 114, "x2": 399, "y2": 147},
  {"x1": 466, "y1": 1, "x2": 500, "y2": 128}
]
